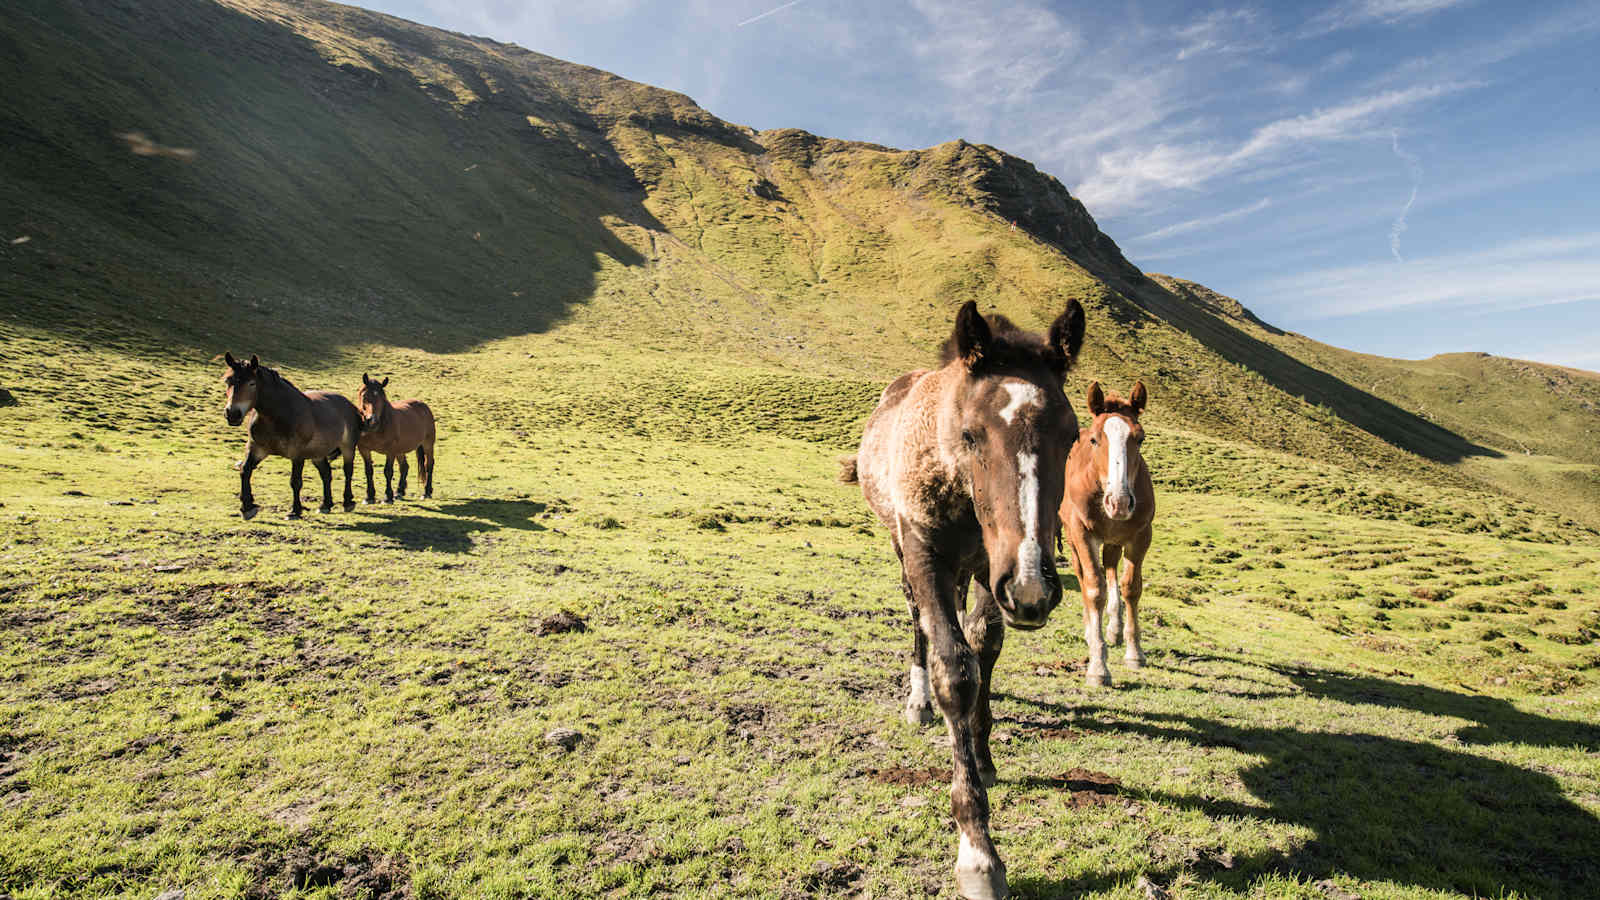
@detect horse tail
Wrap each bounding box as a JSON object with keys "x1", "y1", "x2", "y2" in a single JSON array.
[{"x1": 837, "y1": 455, "x2": 859, "y2": 484}]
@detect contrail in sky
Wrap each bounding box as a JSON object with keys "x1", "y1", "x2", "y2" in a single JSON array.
[
  {"x1": 1390, "y1": 130, "x2": 1422, "y2": 262},
  {"x1": 737, "y1": 0, "x2": 806, "y2": 27}
]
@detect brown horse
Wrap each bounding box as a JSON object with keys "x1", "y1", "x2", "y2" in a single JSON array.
[
  {"x1": 844, "y1": 299, "x2": 1085, "y2": 900},
  {"x1": 221, "y1": 353, "x2": 360, "y2": 520},
  {"x1": 355, "y1": 374, "x2": 436, "y2": 503},
  {"x1": 1061, "y1": 381, "x2": 1155, "y2": 686}
]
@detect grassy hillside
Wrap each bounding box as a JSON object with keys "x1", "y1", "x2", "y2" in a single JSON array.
[
  {"x1": 1151, "y1": 275, "x2": 1600, "y2": 525},
  {"x1": 7, "y1": 0, "x2": 1595, "y2": 525},
  {"x1": 4, "y1": 1, "x2": 1600, "y2": 898}
]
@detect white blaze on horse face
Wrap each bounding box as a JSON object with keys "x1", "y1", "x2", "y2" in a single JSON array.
[
  {"x1": 1101, "y1": 416, "x2": 1134, "y2": 519},
  {"x1": 998, "y1": 381, "x2": 1041, "y2": 425},
  {"x1": 1012, "y1": 449, "x2": 1048, "y2": 606}
]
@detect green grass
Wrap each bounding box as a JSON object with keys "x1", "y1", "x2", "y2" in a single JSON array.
[
  {"x1": 3, "y1": 333, "x2": 1598, "y2": 899},
  {"x1": 4, "y1": 1, "x2": 1600, "y2": 897}
]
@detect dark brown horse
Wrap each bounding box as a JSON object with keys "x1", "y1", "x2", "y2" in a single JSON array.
[
  {"x1": 221, "y1": 353, "x2": 360, "y2": 520},
  {"x1": 1062, "y1": 381, "x2": 1155, "y2": 686},
  {"x1": 356, "y1": 374, "x2": 436, "y2": 503},
  {"x1": 843, "y1": 299, "x2": 1085, "y2": 900}
]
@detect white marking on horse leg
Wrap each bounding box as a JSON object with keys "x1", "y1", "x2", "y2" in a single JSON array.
[
  {"x1": 998, "y1": 381, "x2": 1041, "y2": 425},
  {"x1": 1083, "y1": 537, "x2": 1110, "y2": 686},
  {"x1": 955, "y1": 832, "x2": 1006, "y2": 900},
  {"x1": 1105, "y1": 574, "x2": 1123, "y2": 646},
  {"x1": 905, "y1": 664, "x2": 932, "y2": 724}
]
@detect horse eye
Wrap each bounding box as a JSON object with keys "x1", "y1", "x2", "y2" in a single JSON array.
[{"x1": 961, "y1": 429, "x2": 978, "y2": 447}]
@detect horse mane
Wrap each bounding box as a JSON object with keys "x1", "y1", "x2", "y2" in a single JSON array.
[
  {"x1": 937, "y1": 313, "x2": 1059, "y2": 374},
  {"x1": 256, "y1": 363, "x2": 299, "y2": 396}
]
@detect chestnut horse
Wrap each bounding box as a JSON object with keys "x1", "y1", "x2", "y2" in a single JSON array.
[
  {"x1": 356, "y1": 374, "x2": 436, "y2": 503},
  {"x1": 221, "y1": 353, "x2": 360, "y2": 520},
  {"x1": 1061, "y1": 381, "x2": 1154, "y2": 686},
  {"x1": 843, "y1": 299, "x2": 1085, "y2": 900}
]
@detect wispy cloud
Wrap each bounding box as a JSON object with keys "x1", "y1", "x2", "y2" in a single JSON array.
[
  {"x1": 1175, "y1": 8, "x2": 1262, "y2": 60},
  {"x1": 906, "y1": 0, "x2": 1080, "y2": 102},
  {"x1": 1250, "y1": 232, "x2": 1600, "y2": 319},
  {"x1": 1134, "y1": 198, "x2": 1272, "y2": 242},
  {"x1": 1076, "y1": 82, "x2": 1472, "y2": 214},
  {"x1": 1306, "y1": 0, "x2": 1472, "y2": 35},
  {"x1": 1388, "y1": 130, "x2": 1422, "y2": 261},
  {"x1": 736, "y1": 0, "x2": 806, "y2": 28}
]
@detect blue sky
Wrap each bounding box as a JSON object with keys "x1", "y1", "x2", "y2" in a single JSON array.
[{"x1": 359, "y1": 0, "x2": 1600, "y2": 370}]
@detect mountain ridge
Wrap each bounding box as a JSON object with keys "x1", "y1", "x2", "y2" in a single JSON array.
[{"x1": 2, "y1": 0, "x2": 1595, "y2": 524}]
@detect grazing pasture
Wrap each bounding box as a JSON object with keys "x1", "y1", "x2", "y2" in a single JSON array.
[{"x1": 2, "y1": 327, "x2": 1598, "y2": 899}]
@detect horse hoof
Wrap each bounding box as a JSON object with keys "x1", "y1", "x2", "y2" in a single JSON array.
[
  {"x1": 240, "y1": 505, "x2": 260, "y2": 521},
  {"x1": 1125, "y1": 653, "x2": 1146, "y2": 669},
  {"x1": 904, "y1": 703, "x2": 936, "y2": 726},
  {"x1": 343, "y1": 502, "x2": 356, "y2": 512},
  {"x1": 1085, "y1": 671, "x2": 1112, "y2": 688},
  {"x1": 318, "y1": 505, "x2": 333, "y2": 514},
  {"x1": 384, "y1": 498, "x2": 394, "y2": 505},
  {"x1": 286, "y1": 511, "x2": 302, "y2": 520},
  {"x1": 955, "y1": 845, "x2": 1007, "y2": 900},
  {"x1": 365, "y1": 498, "x2": 376, "y2": 505},
  {"x1": 423, "y1": 492, "x2": 432, "y2": 499}
]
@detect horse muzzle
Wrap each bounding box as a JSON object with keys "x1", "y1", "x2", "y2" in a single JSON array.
[
  {"x1": 1102, "y1": 492, "x2": 1136, "y2": 521},
  {"x1": 993, "y1": 569, "x2": 1061, "y2": 631},
  {"x1": 225, "y1": 409, "x2": 244, "y2": 427}
]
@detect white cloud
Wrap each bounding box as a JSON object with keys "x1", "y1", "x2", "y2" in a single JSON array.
[
  {"x1": 1174, "y1": 8, "x2": 1262, "y2": 60},
  {"x1": 1306, "y1": 0, "x2": 1472, "y2": 34},
  {"x1": 1075, "y1": 82, "x2": 1471, "y2": 215},
  {"x1": 1133, "y1": 198, "x2": 1272, "y2": 242},
  {"x1": 1388, "y1": 131, "x2": 1422, "y2": 261},
  {"x1": 1249, "y1": 232, "x2": 1600, "y2": 319}
]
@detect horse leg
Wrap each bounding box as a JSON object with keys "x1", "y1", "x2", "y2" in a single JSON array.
[
  {"x1": 383, "y1": 455, "x2": 395, "y2": 503},
  {"x1": 1121, "y1": 527, "x2": 1151, "y2": 668},
  {"x1": 902, "y1": 574, "x2": 935, "y2": 725},
  {"x1": 361, "y1": 449, "x2": 376, "y2": 504},
  {"x1": 397, "y1": 452, "x2": 409, "y2": 500},
  {"x1": 904, "y1": 532, "x2": 1006, "y2": 900},
  {"x1": 963, "y1": 573, "x2": 1004, "y2": 789},
  {"x1": 341, "y1": 447, "x2": 356, "y2": 512},
  {"x1": 418, "y1": 443, "x2": 432, "y2": 499},
  {"x1": 1067, "y1": 526, "x2": 1110, "y2": 687},
  {"x1": 239, "y1": 443, "x2": 264, "y2": 520},
  {"x1": 286, "y1": 459, "x2": 305, "y2": 519},
  {"x1": 314, "y1": 458, "x2": 334, "y2": 514},
  {"x1": 1102, "y1": 543, "x2": 1124, "y2": 647}
]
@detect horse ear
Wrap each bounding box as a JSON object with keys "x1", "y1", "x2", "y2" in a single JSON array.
[
  {"x1": 953, "y1": 301, "x2": 992, "y2": 370},
  {"x1": 381, "y1": 377, "x2": 389, "y2": 388},
  {"x1": 248, "y1": 354, "x2": 260, "y2": 370},
  {"x1": 225, "y1": 352, "x2": 238, "y2": 368},
  {"x1": 1087, "y1": 381, "x2": 1106, "y2": 416},
  {"x1": 1130, "y1": 380, "x2": 1148, "y2": 413},
  {"x1": 1048, "y1": 299, "x2": 1086, "y2": 374}
]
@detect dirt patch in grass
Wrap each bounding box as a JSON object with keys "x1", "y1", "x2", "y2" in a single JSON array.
[
  {"x1": 534, "y1": 609, "x2": 586, "y2": 635},
  {"x1": 1032, "y1": 768, "x2": 1125, "y2": 807},
  {"x1": 242, "y1": 846, "x2": 410, "y2": 900}
]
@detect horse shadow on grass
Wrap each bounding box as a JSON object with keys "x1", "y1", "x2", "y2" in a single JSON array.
[
  {"x1": 340, "y1": 498, "x2": 547, "y2": 553},
  {"x1": 997, "y1": 668, "x2": 1600, "y2": 899}
]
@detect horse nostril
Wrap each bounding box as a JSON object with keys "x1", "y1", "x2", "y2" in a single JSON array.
[{"x1": 993, "y1": 574, "x2": 1015, "y2": 611}]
